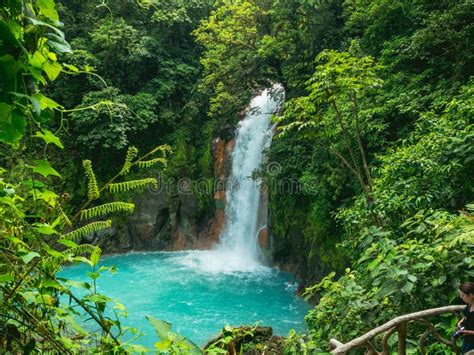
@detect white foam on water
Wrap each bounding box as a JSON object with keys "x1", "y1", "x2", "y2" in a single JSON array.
[{"x1": 174, "y1": 250, "x2": 271, "y2": 275}]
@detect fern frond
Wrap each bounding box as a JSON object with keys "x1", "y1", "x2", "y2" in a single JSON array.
[
  {"x1": 62, "y1": 220, "x2": 112, "y2": 241},
  {"x1": 108, "y1": 178, "x2": 157, "y2": 193},
  {"x1": 64, "y1": 244, "x2": 100, "y2": 257},
  {"x1": 148, "y1": 144, "x2": 172, "y2": 157},
  {"x1": 80, "y1": 202, "x2": 135, "y2": 220},
  {"x1": 137, "y1": 158, "x2": 167, "y2": 169},
  {"x1": 83, "y1": 160, "x2": 100, "y2": 200},
  {"x1": 120, "y1": 146, "x2": 138, "y2": 176},
  {"x1": 59, "y1": 210, "x2": 72, "y2": 227}
]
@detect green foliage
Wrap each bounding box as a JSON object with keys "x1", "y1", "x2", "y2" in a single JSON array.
[
  {"x1": 70, "y1": 87, "x2": 155, "y2": 152},
  {"x1": 1, "y1": 140, "x2": 170, "y2": 352},
  {"x1": 206, "y1": 324, "x2": 258, "y2": 354},
  {"x1": 339, "y1": 81, "x2": 474, "y2": 243},
  {"x1": 120, "y1": 146, "x2": 139, "y2": 176},
  {"x1": 194, "y1": 0, "x2": 269, "y2": 122},
  {"x1": 278, "y1": 47, "x2": 384, "y2": 200},
  {"x1": 304, "y1": 209, "x2": 473, "y2": 350},
  {"x1": 0, "y1": 2, "x2": 173, "y2": 349},
  {"x1": 62, "y1": 220, "x2": 112, "y2": 242},
  {"x1": 108, "y1": 178, "x2": 158, "y2": 194},
  {"x1": 284, "y1": 74, "x2": 473, "y2": 351},
  {"x1": 284, "y1": 329, "x2": 320, "y2": 354},
  {"x1": 3, "y1": 0, "x2": 473, "y2": 352},
  {"x1": 82, "y1": 159, "x2": 100, "y2": 200},
  {"x1": 138, "y1": 157, "x2": 168, "y2": 169},
  {"x1": 0, "y1": 0, "x2": 72, "y2": 145},
  {"x1": 80, "y1": 202, "x2": 135, "y2": 220},
  {"x1": 147, "y1": 316, "x2": 202, "y2": 354}
]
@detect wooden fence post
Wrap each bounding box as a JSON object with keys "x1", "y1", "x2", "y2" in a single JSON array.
[{"x1": 397, "y1": 321, "x2": 407, "y2": 355}]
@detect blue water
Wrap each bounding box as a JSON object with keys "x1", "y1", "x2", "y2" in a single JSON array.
[{"x1": 60, "y1": 251, "x2": 310, "y2": 347}]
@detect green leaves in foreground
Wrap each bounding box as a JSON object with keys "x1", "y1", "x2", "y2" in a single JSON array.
[
  {"x1": 108, "y1": 178, "x2": 157, "y2": 193},
  {"x1": 80, "y1": 202, "x2": 134, "y2": 220},
  {"x1": 62, "y1": 220, "x2": 112, "y2": 242},
  {"x1": 35, "y1": 129, "x2": 64, "y2": 149},
  {"x1": 32, "y1": 160, "x2": 61, "y2": 178},
  {"x1": 146, "y1": 316, "x2": 202, "y2": 354},
  {"x1": 1, "y1": 142, "x2": 169, "y2": 352}
]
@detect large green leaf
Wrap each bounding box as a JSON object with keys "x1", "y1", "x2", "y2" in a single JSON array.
[
  {"x1": 27, "y1": 17, "x2": 65, "y2": 38},
  {"x1": 35, "y1": 188, "x2": 59, "y2": 206},
  {"x1": 35, "y1": 129, "x2": 64, "y2": 148},
  {"x1": 37, "y1": 0, "x2": 59, "y2": 22},
  {"x1": 31, "y1": 159, "x2": 61, "y2": 177},
  {"x1": 32, "y1": 93, "x2": 62, "y2": 110},
  {"x1": 20, "y1": 251, "x2": 41, "y2": 264},
  {"x1": 30, "y1": 51, "x2": 47, "y2": 69},
  {"x1": 42, "y1": 60, "x2": 62, "y2": 80},
  {"x1": 33, "y1": 223, "x2": 58, "y2": 235},
  {"x1": 146, "y1": 316, "x2": 172, "y2": 340},
  {"x1": 0, "y1": 109, "x2": 25, "y2": 144},
  {"x1": 11, "y1": 92, "x2": 41, "y2": 114},
  {"x1": 0, "y1": 103, "x2": 13, "y2": 122},
  {"x1": 46, "y1": 33, "x2": 72, "y2": 54},
  {"x1": 0, "y1": 21, "x2": 20, "y2": 55},
  {"x1": 0, "y1": 273, "x2": 14, "y2": 283},
  {"x1": 177, "y1": 337, "x2": 202, "y2": 355},
  {"x1": 146, "y1": 316, "x2": 202, "y2": 354}
]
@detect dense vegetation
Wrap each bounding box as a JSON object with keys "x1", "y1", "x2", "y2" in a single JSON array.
[
  {"x1": 1, "y1": 0, "x2": 473, "y2": 353},
  {"x1": 195, "y1": 2, "x2": 473, "y2": 350}
]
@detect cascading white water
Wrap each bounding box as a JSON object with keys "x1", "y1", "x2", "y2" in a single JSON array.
[
  {"x1": 216, "y1": 84, "x2": 284, "y2": 260},
  {"x1": 178, "y1": 84, "x2": 284, "y2": 273}
]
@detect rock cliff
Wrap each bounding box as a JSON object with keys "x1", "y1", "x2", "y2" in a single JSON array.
[{"x1": 92, "y1": 137, "x2": 236, "y2": 254}]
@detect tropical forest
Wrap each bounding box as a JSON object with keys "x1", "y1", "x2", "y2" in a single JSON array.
[{"x1": 0, "y1": 0, "x2": 473, "y2": 353}]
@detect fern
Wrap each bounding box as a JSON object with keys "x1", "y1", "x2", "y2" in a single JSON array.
[
  {"x1": 59, "y1": 210, "x2": 72, "y2": 228},
  {"x1": 108, "y1": 178, "x2": 157, "y2": 193},
  {"x1": 83, "y1": 160, "x2": 100, "y2": 200},
  {"x1": 62, "y1": 220, "x2": 112, "y2": 241},
  {"x1": 148, "y1": 144, "x2": 172, "y2": 157},
  {"x1": 138, "y1": 158, "x2": 167, "y2": 169},
  {"x1": 80, "y1": 202, "x2": 135, "y2": 220},
  {"x1": 120, "y1": 146, "x2": 138, "y2": 176},
  {"x1": 64, "y1": 244, "x2": 101, "y2": 258}
]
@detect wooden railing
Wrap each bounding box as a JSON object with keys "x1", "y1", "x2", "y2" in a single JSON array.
[{"x1": 330, "y1": 305, "x2": 464, "y2": 354}]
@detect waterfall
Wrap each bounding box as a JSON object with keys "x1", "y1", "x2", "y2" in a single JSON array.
[
  {"x1": 178, "y1": 84, "x2": 284, "y2": 273},
  {"x1": 216, "y1": 84, "x2": 284, "y2": 263}
]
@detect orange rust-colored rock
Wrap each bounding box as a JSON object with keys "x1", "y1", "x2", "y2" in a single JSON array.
[
  {"x1": 171, "y1": 229, "x2": 187, "y2": 250},
  {"x1": 213, "y1": 138, "x2": 226, "y2": 179},
  {"x1": 213, "y1": 137, "x2": 234, "y2": 179},
  {"x1": 257, "y1": 227, "x2": 270, "y2": 249},
  {"x1": 224, "y1": 139, "x2": 235, "y2": 164}
]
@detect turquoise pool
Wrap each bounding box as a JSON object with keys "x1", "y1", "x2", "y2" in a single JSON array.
[{"x1": 60, "y1": 251, "x2": 310, "y2": 348}]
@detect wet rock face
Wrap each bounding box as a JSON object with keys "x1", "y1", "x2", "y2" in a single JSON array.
[
  {"x1": 270, "y1": 223, "x2": 332, "y2": 285},
  {"x1": 94, "y1": 136, "x2": 236, "y2": 254}
]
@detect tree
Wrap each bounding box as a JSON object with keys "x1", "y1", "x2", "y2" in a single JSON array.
[
  {"x1": 194, "y1": 0, "x2": 271, "y2": 122},
  {"x1": 278, "y1": 47, "x2": 384, "y2": 202}
]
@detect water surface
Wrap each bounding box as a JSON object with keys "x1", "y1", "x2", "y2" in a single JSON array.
[{"x1": 61, "y1": 251, "x2": 310, "y2": 347}]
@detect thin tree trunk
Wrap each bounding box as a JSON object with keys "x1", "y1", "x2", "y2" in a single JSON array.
[
  {"x1": 351, "y1": 95, "x2": 373, "y2": 190},
  {"x1": 330, "y1": 146, "x2": 370, "y2": 197},
  {"x1": 331, "y1": 99, "x2": 362, "y2": 182}
]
